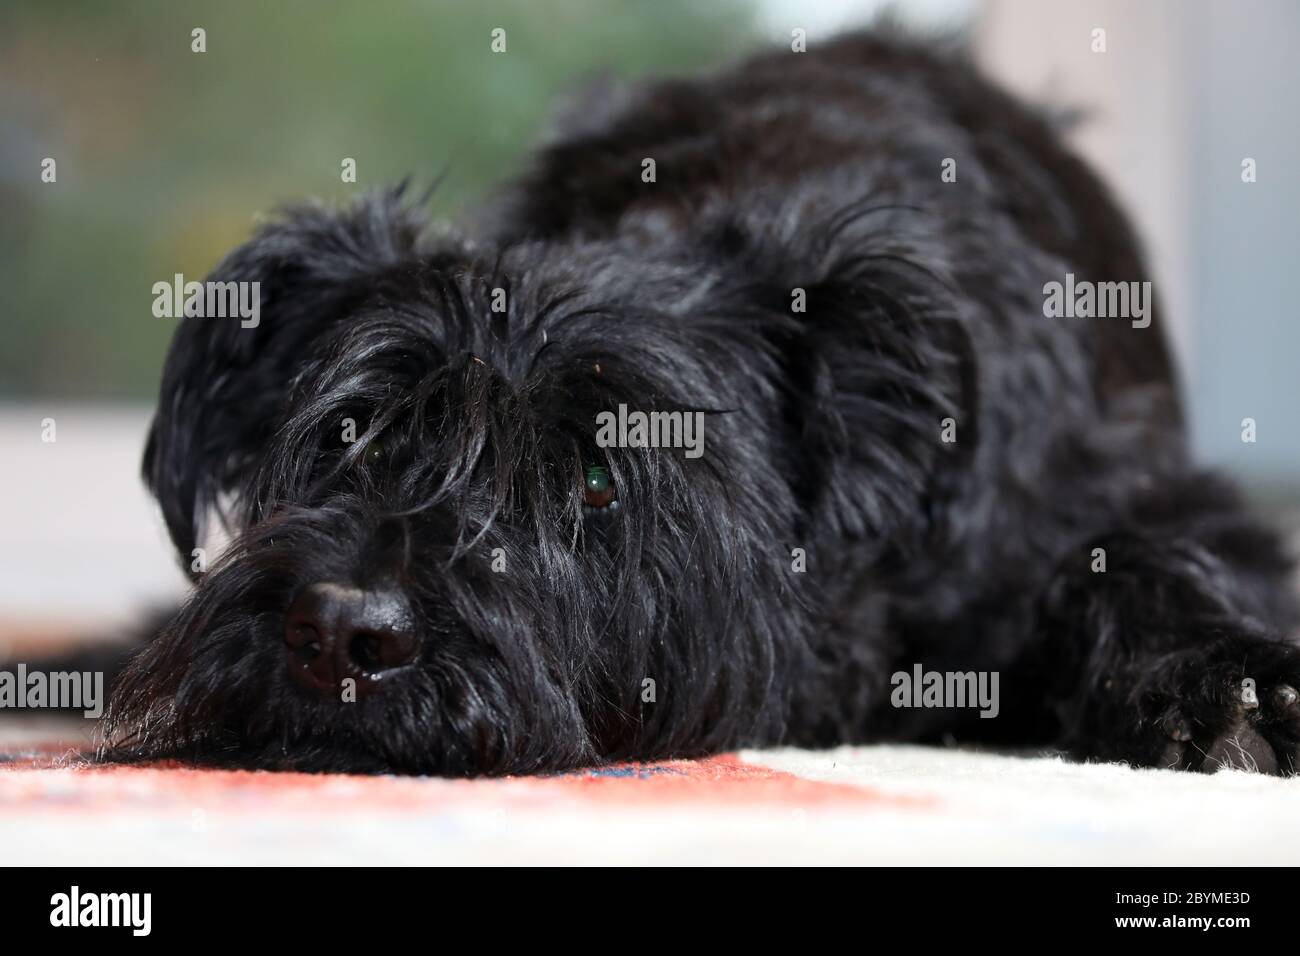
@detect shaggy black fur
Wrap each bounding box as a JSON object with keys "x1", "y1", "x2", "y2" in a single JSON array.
[{"x1": 100, "y1": 29, "x2": 1300, "y2": 776}]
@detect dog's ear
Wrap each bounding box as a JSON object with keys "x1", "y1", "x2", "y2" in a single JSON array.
[{"x1": 144, "y1": 187, "x2": 428, "y2": 575}]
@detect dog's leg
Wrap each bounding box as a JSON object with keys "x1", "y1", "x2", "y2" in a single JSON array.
[{"x1": 1034, "y1": 477, "x2": 1300, "y2": 773}]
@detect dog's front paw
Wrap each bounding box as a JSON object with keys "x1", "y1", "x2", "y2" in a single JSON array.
[{"x1": 1157, "y1": 665, "x2": 1300, "y2": 775}]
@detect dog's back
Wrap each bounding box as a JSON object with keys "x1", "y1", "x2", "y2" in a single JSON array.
[{"x1": 486, "y1": 29, "x2": 1298, "y2": 764}]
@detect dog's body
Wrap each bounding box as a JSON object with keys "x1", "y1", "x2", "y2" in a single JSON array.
[{"x1": 102, "y1": 30, "x2": 1300, "y2": 775}]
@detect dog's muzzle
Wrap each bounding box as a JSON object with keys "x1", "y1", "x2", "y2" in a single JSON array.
[{"x1": 283, "y1": 582, "x2": 417, "y2": 697}]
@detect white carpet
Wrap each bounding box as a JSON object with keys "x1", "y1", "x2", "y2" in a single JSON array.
[
  {"x1": 2, "y1": 737, "x2": 1297, "y2": 865},
  {"x1": 745, "y1": 745, "x2": 1300, "y2": 865}
]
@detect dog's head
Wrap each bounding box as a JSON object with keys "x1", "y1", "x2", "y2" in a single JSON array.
[{"x1": 102, "y1": 189, "x2": 815, "y2": 774}]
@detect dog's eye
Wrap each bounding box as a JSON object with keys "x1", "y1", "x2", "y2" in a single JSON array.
[
  {"x1": 364, "y1": 440, "x2": 385, "y2": 466},
  {"x1": 583, "y1": 465, "x2": 617, "y2": 510}
]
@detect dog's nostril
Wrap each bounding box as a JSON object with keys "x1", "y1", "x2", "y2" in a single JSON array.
[
  {"x1": 290, "y1": 624, "x2": 323, "y2": 660},
  {"x1": 346, "y1": 625, "x2": 418, "y2": 675},
  {"x1": 283, "y1": 582, "x2": 417, "y2": 696},
  {"x1": 349, "y1": 632, "x2": 383, "y2": 671}
]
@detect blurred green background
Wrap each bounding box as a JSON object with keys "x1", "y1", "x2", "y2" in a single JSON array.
[{"x1": 0, "y1": 0, "x2": 762, "y2": 398}]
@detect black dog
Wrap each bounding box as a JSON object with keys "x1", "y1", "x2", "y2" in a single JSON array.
[{"x1": 102, "y1": 29, "x2": 1300, "y2": 776}]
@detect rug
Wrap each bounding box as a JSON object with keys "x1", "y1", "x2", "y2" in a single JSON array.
[{"x1": 2, "y1": 723, "x2": 1296, "y2": 865}]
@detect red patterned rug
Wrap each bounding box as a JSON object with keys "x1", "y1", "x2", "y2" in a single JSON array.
[{"x1": 2, "y1": 727, "x2": 1297, "y2": 864}]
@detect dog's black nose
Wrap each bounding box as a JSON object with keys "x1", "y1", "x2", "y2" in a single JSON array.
[{"x1": 284, "y1": 582, "x2": 417, "y2": 697}]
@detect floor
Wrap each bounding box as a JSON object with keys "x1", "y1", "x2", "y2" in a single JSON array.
[
  {"x1": 3, "y1": 406, "x2": 1299, "y2": 865},
  {"x1": 4, "y1": 724, "x2": 1299, "y2": 864}
]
